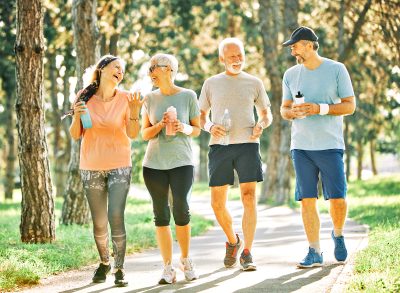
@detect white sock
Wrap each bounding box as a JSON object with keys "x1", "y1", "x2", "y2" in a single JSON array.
[
  {"x1": 334, "y1": 228, "x2": 343, "y2": 237},
  {"x1": 309, "y1": 241, "x2": 321, "y2": 254}
]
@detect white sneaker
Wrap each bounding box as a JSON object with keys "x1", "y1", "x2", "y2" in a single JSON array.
[
  {"x1": 180, "y1": 258, "x2": 199, "y2": 281},
  {"x1": 158, "y1": 264, "x2": 176, "y2": 284}
]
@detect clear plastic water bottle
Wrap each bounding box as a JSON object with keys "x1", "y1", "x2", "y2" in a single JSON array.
[
  {"x1": 80, "y1": 101, "x2": 92, "y2": 129},
  {"x1": 221, "y1": 109, "x2": 231, "y2": 146}
]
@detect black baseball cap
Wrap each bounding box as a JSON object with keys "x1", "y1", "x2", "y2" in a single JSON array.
[{"x1": 282, "y1": 26, "x2": 318, "y2": 47}]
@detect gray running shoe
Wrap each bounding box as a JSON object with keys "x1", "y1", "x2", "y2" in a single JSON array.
[
  {"x1": 158, "y1": 264, "x2": 176, "y2": 284},
  {"x1": 180, "y1": 257, "x2": 199, "y2": 281},
  {"x1": 240, "y1": 249, "x2": 257, "y2": 271},
  {"x1": 224, "y1": 234, "x2": 244, "y2": 268}
]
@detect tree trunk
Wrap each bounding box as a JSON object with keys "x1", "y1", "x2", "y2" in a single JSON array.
[
  {"x1": 1, "y1": 0, "x2": 17, "y2": 200},
  {"x1": 47, "y1": 53, "x2": 64, "y2": 197},
  {"x1": 259, "y1": 0, "x2": 298, "y2": 205},
  {"x1": 338, "y1": 0, "x2": 352, "y2": 183},
  {"x1": 61, "y1": 0, "x2": 99, "y2": 225},
  {"x1": 356, "y1": 138, "x2": 363, "y2": 180},
  {"x1": 56, "y1": 68, "x2": 72, "y2": 197},
  {"x1": 344, "y1": 120, "x2": 351, "y2": 181},
  {"x1": 15, "y1": 0, "x2": 55, "y2": 243},
  {"x1": 109, "y1": 14, "x2": 120, "y2": 56},
  {"x1": 3, "y1": 83, "x2": 17, "y2": 200},
  {"x1": 370, "y1": 139, "x2": 378, "y2": 176}
]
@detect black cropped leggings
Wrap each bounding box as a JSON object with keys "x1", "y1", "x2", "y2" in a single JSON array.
[
  {"x1": 80, "y1": 167, "x2": 131, "y2": 269},
  {"x1": 143, "y1": 165, "x2": 194, "y2": 226}
]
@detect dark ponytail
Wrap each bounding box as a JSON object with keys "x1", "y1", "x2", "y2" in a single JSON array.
[{"x1": 61, "y1": 55, "x2": 118, "y2": 120}]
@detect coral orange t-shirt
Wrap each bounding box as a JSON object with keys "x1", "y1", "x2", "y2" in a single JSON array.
[{"x1": 79, "y1": 89, "x2": 132, "y2": 170}]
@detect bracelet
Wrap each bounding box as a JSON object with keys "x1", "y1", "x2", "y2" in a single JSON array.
[
  {"x1": 204, "y1": 121, "x2": 214, "y2": 132},
  {"x1": 130, "y1": 117, "x2": 140, "y2": 121},
  {"x1": 319, "y1": 104, "x2": 329, "y2": 115},
  {"x1": 181, "y1": 123, "x2": 193, "y2": 135}
]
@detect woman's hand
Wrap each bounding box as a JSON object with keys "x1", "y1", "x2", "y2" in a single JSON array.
[
  {"x1": 128, "y1": 91, "x2": 146, "y2": 118},
  {"x1": 73, "y1": 101, "x2": 87, "y2": 119},
  {"x1": 174, "y1": 119, "x2": 183, "y2": 132}
]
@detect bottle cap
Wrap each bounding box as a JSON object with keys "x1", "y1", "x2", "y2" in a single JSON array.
[{"x1": 167, "y1": 106, "x2": 176, "y2": 113}]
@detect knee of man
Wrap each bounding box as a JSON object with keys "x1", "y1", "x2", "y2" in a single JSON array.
[
  {"x1": 301, "y1": 198, "x2": 317, "y2": 208},
  {"x1": 211, "y1": 200, "x2": 225, "y2": 212},
  {"x1": 330, "y1": 198, "x2": 346, "y2": 208},
  {"x1": 241, "y1": 191, "x2": 256, "y2": 205}
]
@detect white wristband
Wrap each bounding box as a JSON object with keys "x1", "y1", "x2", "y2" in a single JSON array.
[
  {"x1": 204, "y1": 121, "x2": 214, "y2": 133},
  {"x1": 181, "y1": 123, "x2": 193, "y2": 135},
  {"x1": 319, "y1": 104, "x2": 329, "y2": 115}
]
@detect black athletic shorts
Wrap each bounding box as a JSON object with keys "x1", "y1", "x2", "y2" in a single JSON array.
[{"x1": 208, "y1": 143, "x2": 264, "y2": 187}]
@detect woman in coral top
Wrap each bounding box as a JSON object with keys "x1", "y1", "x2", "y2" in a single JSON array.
[{"x1": 69, "y1": 55, "x2": 144, "y2": 287}]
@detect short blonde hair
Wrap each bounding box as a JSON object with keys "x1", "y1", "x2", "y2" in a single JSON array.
[
  {"x1": 218, "y1": 38, "x2": 245, "y2": 57},
  {"x1": 150, "y1": 53, "x2": 178, "y2": 80}
]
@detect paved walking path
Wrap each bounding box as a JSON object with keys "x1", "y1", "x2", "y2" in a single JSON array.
[{"x1": 23, "y1": 186, "x2": 368, "y2": 293}]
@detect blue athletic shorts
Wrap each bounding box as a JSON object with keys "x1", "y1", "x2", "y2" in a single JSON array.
[
  {"x1": 208, "y1": 143, "x2": 264, "y2": 187},
  {"x1": 291, "y1": 149, "x2": 347, "y2": 201}
]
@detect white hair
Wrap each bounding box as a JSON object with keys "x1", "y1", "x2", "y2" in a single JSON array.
[
  {"x1": 218, "y1": 38, "x2": 245, "y2": 57},
  {"x1": 150, "y1": 53, "x2": 178, "y2": 80}
]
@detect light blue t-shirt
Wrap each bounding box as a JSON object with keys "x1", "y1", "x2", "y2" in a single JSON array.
[
  {"x1": 282, "y1": 58, "x2": 355, "y2": 150},
  {"x1": 142, "y1": 89, "x2": 200, "y2": 170}
]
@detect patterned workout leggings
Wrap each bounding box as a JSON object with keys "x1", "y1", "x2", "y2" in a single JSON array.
[{"x1": 81, "y1": 167, "x2": 131, "y2": 269}]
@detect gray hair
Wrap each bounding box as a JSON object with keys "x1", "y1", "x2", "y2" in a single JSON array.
[
  {"x1": 150, "y1": 53, "x2": 178, "y2": 80},
  {"x1": 218, "y1": 38, "x2": 245, "y2": 57},
  {"x1": 300, "y1": 40, "x2": 319, "y2": 51}
]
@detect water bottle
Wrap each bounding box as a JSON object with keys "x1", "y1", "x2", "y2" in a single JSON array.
[
  {"x1": 294, "y1": 91, "x2": 306, "y2": 119},
  {"x1": 221, "y1": 109, "x2": 231, "y2": 146},
  {"x1": 294, "y1": 91, "x2": 304, "y2": 104},
  {"x1": 166, "y1": 106, "x2": 177, "y2": 136},
  {"x1": 80, "y1": 101, "x2": 93, "y2": 129}
]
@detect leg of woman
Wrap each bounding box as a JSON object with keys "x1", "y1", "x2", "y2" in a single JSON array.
[
  {"x1": 81, "y1": 170, "x2": 110, "y2": 265},
  {"x1": 143, "y1": 167, "x2": 173, "y2": 265},
  {"x1": 169, "y1": 165, "x2": 197, "y2": 281},
  {"x1": 107, "y1": 167, "x2": 131, "y2": 270},
  {"x1": 169, "y1": 166, "x2": 194, "y2": 258},
  {"x1": 81, "y1": 170, "x2": 111, "y2": 283}
]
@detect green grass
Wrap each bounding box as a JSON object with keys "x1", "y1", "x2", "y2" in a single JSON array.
[
  {"x1": 0, "y1": 196, "x2": 213, "y2": 291},
  {"x1": 344, "y1": 175, "x2": 400, "y2": 292}
]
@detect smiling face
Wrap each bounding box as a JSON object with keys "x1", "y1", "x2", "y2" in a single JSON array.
[
  {"x1": 220, "y1": 43, "x2": 245, "y2": 75},
  {"x1": 100, "y1": 59, "x2": 125, "y2": 85},
  {"x1": 148, "y1": 61, "x2": 171, "y2": 88},
  {"x1": 290, "y1": 41, "x2": 313, "y2": 64}
]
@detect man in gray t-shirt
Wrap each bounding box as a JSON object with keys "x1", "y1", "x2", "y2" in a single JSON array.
[
  {"x1": 199, "y1": 37, "x2": 272, "y2": 271},
  {"x1": 281, "y1": 26, "x2": 356, "y2": 268}
]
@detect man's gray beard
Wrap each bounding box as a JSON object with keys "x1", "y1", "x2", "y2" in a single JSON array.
[{"x1": 227, "y1": 63, "x2": 243, "y2": 74}]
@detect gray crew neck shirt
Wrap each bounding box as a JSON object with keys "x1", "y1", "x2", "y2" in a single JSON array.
[
  {"x1": 282, "y1": 58, "x2": 355, "y2": 150},
  {"x1": 142, "y1": 89, "x2": 200, "y2": 170},
  {"x1": 199, "y1": 72, "x2": 271, "y2": 145}
]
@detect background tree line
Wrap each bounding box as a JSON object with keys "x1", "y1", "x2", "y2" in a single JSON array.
[{"x1": 0, "y1": 0, "x2": 398, "y2": 243}]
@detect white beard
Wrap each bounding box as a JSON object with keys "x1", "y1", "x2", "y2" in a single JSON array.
[{"x1": 226, "y1": 62, "x2": 243, "y2": 74}]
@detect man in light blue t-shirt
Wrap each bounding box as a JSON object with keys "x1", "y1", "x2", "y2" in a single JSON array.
[{"x1": 281, "y1": 26, "x2": 356, "y2": 268}]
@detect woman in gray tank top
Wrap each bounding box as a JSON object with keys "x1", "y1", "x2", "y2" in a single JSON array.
[{"x1": 141, "y1": 53, "x2": 201, "y2": 284}]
